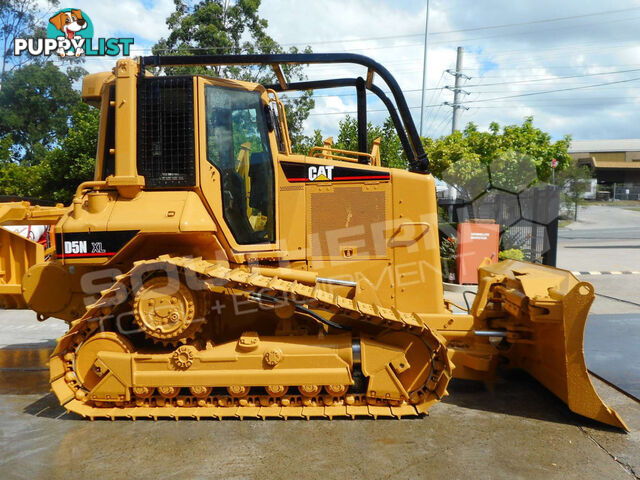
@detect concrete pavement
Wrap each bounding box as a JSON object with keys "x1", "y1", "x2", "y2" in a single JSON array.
[
  {"x1": 0, "y1": 203, "x2": 639, "y2": 479},
  {"x1": 0, "y1": 310, "x2": 638, "y2": 480},
  {"x1": 0, "y1": 350, "x2": 637, "y2": 479}
]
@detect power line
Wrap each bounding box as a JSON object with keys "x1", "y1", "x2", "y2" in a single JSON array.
[
  {"x1": 462, "y1": 68, "x2": 640, "y2": 83},
  {"x1": 284, "y1": 68, "x2": 640, "y2": 99},
  {"x1": 428, "y1": 13, "x2": 640, "y2": 46},
  {"x1": 427, "y1": 6, "x2": 640, "y2": 35},
  {"x1": 464, "y1": 75, "x2": 640, "y2": 103},
  {"x1": 308, "y1": 104, "x2": 443, "y2": 116},
  {"x1": 423, "y1": 71, "x2": 448, "y2": 136},
  {"x1": 465, "y1": 97, "x2": 640, "y2": 106},
  {"x1": 469, "y1": 101, "x2": 640, "y2": 108},
  {"x1": 278, "y1": 68, "x2": 640, "y2": 108},
  {"x1": 308, "y1": 88, "x2": 640, "y2": 115},
  {"x1": 291, "y1": 68, "x2": 640, "y2": 99},
  {"x1": 127, "y1": 7, "x2": 640, "y2": 54},
  {"x1": 462, "y1": 63, "x2": 640, "y2": 73}
]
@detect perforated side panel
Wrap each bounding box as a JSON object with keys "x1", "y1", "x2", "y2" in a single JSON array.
[
  {"x1": 137, "y1": 77, "x2": 195, "y2": 187},
  {"x1": 309, "y1": 186, "x2": 387, "y2": 258}
]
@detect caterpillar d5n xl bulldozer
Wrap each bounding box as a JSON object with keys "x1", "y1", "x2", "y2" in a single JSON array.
[{"x1": 0, "y1": 54, "x2": 627, "y2": 428}]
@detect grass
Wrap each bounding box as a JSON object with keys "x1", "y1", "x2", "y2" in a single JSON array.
[
  {"x1": 558, "y1": 219, "x2": 574, "y2": 228},
  {"x1": 624, "y1": 207, "x2": 640, "y2": 212}
]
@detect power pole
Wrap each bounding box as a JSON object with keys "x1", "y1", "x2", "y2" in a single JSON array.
[
  {"x1": 452, "y1": 47, "x2": 464, "y2": 133},
  {"x1": 419, "y1": 0, "x2": 430, "y2": 137},
  {"x1": 444, "y1": 47, "x2": 470, "y2": 134}
]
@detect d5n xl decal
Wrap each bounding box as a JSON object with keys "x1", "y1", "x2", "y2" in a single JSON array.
[{"x1": 56, "y1": 230, "x2": 139, "y2": 259}]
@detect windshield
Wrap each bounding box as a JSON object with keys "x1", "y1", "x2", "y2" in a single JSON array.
[{"x1": 205, "y1": 85, "x2": 275, "y2": 244}]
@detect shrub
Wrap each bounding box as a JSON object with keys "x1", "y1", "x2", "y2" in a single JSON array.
[{"x1": 499, "y1": 248, "x2": 525, "y2": 261}]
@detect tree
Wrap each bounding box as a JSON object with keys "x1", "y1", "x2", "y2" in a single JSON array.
[
  {"x1": 293, "y1": 128, "x2": 323, "y2": 156},
  {"x1": 0, "y1": 160, "x2": 42, "y2": 197},
  {"x1": 424, "y1": 117, "x2": 572, "y2": 193},
  {"x1": 378, "y1": 117, "x2": 406, "y2": 169},
  {"x1": 557, "y1": 163, "x2": 591, "y2": 221},
  {"x1": 37, "y1": 102, "x2": 99, "y2": 203},
  {"x1": 0, "y1": 103, "x2": 99, "y2": 203},
  {"x1": 0, "y1": 0, "x2": 59, "y2": 86},
  {"x1": 422, "y1": 130, "x2": 479, "y2": 182},
  {"x1": 153, "y1": 0, "x2": 314, "y2": 148},
  {"x1": 0, "y1": 132, "x2": 41, "y2": 196},
  {"x1": 0, "y1": 61, "x2": 82, "y2": 164}
]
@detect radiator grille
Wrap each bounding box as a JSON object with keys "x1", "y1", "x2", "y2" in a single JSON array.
[
  {"x1": 137, "y1": 77, "x2": 195, "y2": 187},
  {"x1": 309, "y1": 186, "x2": 387, "y2": 258}
]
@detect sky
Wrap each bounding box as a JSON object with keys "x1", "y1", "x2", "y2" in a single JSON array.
[{"x1": 36, "y1": 0, "x2": 640, "y2": 141}]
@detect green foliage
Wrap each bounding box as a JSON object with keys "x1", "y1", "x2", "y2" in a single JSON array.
[
  {"x1": 439, "y1": 234, "x2": 457, "y2": 259},
  {"x1": 378, "y1": 117, "x2": 406, "y2": 169},
  {"x1": 557, "y1": 163, "x2": 592, "y2": 221},
  {"x1": 439, "y1": 233, "x2": 457, "y2": 282},
  {"x1": 284, "y1": 89, "x2": 315, "y2": 150},
  {"x1": 1, "y1": 0, "x2": 60, "y2": 83},
  {"x1": 499, "y1": 228, "x2": 532, "y2": 260},
  {"x1": 37, "y1": 103, "x2": 99, "y2": 203},
  {"x1": 0, "y1": 61, "x2": 81, "y2": 164},
  {"x1": 498, "y1": 248, "x2": 525, "y2": 261},
  {"x1": 422, "y1": 130, "x2": 478, "y2": 179},
  {"x1": 0, "y1": 135, "x2": 12, "y2": 162},
  {"x1": 0, "y1": 102, "x2": 98, "y2": 203},
  {"x1": 424, "y1": 117, "x2": 572, "y2": 192},
  {"x1": 152, "y1": 0, "x2": 314, "y2": 147},
  {"x1": 292, "y1": 129, "x2": 324, "y2": 156},
  {"x1": 0, "y1": 148, "x2": 43, "y2": 197}
]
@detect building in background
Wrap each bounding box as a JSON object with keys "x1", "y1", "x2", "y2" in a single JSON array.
[
  {"x1": 569, "y1": 139, "x2": 640, "y2": 200},
  {"x1": 570, "y1": 139, "x2": 640, "y2": 184}
]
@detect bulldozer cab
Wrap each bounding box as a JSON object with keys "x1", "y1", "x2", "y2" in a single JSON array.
[{"x1": 89, "y1": 69, "x2": 282, "y2": 252}]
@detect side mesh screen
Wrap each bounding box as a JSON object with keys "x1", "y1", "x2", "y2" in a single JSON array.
[{"x1": 137, "y1": 77, "x2": 196, "y2": 187}]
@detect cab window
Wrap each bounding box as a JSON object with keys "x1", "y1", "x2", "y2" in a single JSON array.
[{"x1": 205, "y1": 85, "x2": 275, "y2": 244}]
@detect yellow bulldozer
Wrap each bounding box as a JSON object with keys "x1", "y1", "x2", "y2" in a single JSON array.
[{"x1": 0, "y1": 54, "x2": 626, "y2": 428}]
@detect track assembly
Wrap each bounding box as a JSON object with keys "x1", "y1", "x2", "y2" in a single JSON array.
[{"x1": 50, "y1": 256, "x2": 453, "y2": 420}]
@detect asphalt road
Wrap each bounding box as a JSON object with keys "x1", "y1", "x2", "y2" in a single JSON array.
[
  {"x1": 559, "y1": 205, "x2": 640, "y2": 241},
  {"x1": 586, "y1": 314, "x2": 640, "y2": 400},
  {"x1": 560, "y1": 227, "x2": 640, "y2": 241}
]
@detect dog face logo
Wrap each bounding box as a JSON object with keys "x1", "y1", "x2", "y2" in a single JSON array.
[
  {"x1": 47, "y1": 8, "x2": 91, "y2": 57},
  {"x1": 49, "y1": 9, "x2": 87, "y2": 40}
]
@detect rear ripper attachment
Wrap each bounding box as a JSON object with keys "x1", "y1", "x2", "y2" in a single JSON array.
[{"x1": 49, "y1": 257, "x2": 452, "y2": 420}]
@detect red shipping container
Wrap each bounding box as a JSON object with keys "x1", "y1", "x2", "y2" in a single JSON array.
[{"x1": 456, "y1": 221, "x2": 500, "y2": 284}]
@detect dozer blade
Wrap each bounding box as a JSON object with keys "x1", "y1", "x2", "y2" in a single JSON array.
[
  {"x1": 473, "y1": 260, "x2": 628, "y2": 431},
  {"x1": 0, "y1": 226, "x2": 44, "y2": 309}
]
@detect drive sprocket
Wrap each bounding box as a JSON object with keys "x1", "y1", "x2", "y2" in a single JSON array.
[{"x1": 132, "y1": 275, "x2": 204, "y2": 344}]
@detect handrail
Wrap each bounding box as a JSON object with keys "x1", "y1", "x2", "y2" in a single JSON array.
[
  {"x1": 265, "y1": 89, "x2": 292, "y2": 155},
  {"x1": 309, "y1": 146, "x2": 374, "y2": 163}
]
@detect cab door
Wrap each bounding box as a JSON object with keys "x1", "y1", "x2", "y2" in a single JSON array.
[{"x1": 196, "y1": 77, "x2": 279, "y2": 254}]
